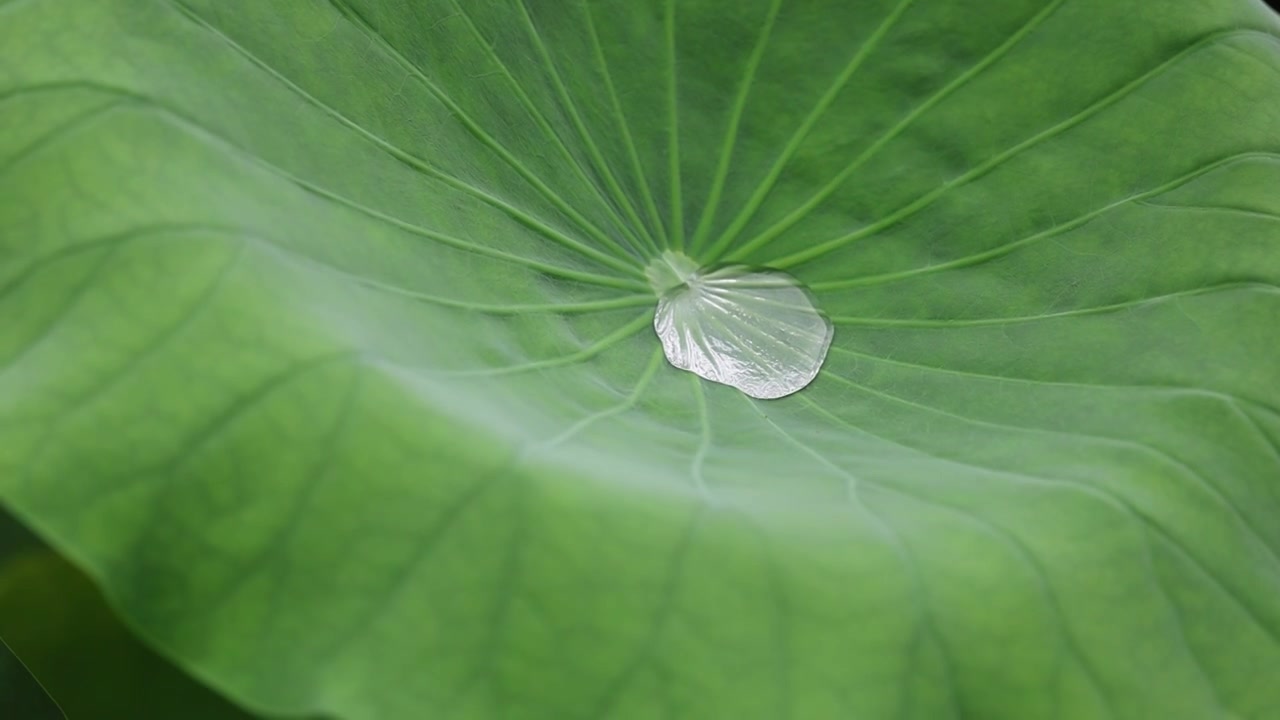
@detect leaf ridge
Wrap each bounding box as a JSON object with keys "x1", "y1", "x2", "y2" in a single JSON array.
[
  {"x1": 701, "y1": 0, "x2": 920, "y2": 262},
  {"x1": 665, "y1": 0, "x2": 685, "y2": 251},
  {"x1": 324, "y1": 0, "x2": 648, "y2": 266},
  {"x1": 686, "y1": 0, "x2": 784, "y2": 256},
  {"x1": 166, "y1": 0, "x2": 645, "y2": 278},
  {"x1": 766, "y1": 30, "x2": 1280, "y2": 269},
  {"x1": 809, "y1": 150, "x2": 1280, "y2": 292},
  {"x1": 511, "y1": 0, "x2": 662, "y2": 257},
  {"x1": 583, "y1": 0, "x2": 671, "y2": 248},
  {"x1": 829, "y1": 282, "x2": 1280, "y2": 327},
  {"x1": 721, "y1": 0, "x2": 1068, "y2": 262},
  {"x1": 817, "y1": 370, "x2": 1280, "y2": 649}
]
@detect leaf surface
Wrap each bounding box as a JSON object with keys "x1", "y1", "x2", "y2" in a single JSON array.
[{"x1": 2, "y1": 0, "x2": 1280, "y2": 718}]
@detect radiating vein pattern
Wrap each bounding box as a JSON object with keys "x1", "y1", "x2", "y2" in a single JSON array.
[{"x1": 1, "y1": 1, "x2": 1279, "y2": 720}]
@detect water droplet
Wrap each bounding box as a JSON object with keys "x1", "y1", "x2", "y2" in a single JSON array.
[{"x1": 646, "y1": 251, "x2": 833, "y2": 400}]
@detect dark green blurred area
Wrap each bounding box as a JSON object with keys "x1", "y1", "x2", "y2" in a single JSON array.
[
  {"x1": 0, "y1": 507, "x2": 262, "y2": 719},
  {"x1": 1, "y1": 636, "x2": 63, "y2": 720},
  {"x1": 0, "y1": 510, "x2": 65, "y2": 719}
]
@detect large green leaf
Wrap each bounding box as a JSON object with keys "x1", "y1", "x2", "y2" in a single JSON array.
[{"x1": 3, "y1": 0, "x2": 1280, "y2": 718}]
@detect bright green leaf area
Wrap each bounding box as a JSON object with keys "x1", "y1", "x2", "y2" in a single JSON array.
[{"x1": 2, "y1": 0, "x2": 1280, "y2": 718}]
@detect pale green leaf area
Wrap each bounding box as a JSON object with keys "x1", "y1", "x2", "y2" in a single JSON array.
[{"x1": 1, "y1": 0, "x2": 1279, "y2": 718}]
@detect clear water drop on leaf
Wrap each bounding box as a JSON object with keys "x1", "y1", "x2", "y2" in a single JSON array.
[{"x1": 646, "y1": 251, "x2": 833, "y2": 400}]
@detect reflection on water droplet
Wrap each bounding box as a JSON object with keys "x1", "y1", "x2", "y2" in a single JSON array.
[{"x1": 647, "y1": 251, "x2": 833, "y2": 400}]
